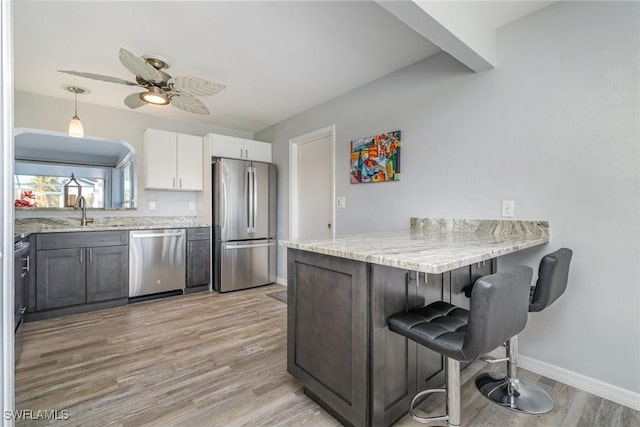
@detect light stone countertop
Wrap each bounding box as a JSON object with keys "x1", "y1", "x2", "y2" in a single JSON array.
[
  {"x1": 280, "y1": 218, "x2": 549, "y2": 274},
  {"x1": 15, "y1": 216, "x2": 210, "y2": 238}
]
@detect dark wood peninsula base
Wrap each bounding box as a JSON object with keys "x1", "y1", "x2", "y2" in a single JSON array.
[{"x1": 287, "y1": 248, "x2": 496, "y2": 427}]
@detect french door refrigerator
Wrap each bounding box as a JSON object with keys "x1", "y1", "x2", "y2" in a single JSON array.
[{"x1": 213, "y1": 158, "x2": 276, "y2": 292}]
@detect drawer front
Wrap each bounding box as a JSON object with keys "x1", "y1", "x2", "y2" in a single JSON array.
[
  {"x1": 187, "y1": 227, "x2": 210, "y2": 241},
  {"x1": 37, "y1": 231, "x2": 128, "y2": 250}
]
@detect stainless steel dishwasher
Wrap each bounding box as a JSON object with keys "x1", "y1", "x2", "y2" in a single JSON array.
[{"x1": 129, "y1": 229, "x2": 186, "y2": 298}]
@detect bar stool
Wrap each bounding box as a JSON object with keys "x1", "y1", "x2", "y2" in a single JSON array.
[
  {"x1": 388, "y1": 266, "x2": 533, "y2": 427},
  {"x1": 475, "y1": 248, "x2": 573, "y2": 414}
]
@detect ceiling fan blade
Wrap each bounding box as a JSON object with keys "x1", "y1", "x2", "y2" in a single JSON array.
[
  {"x1": 119, "y1": 48, "x2": 165, "y2": 84},
  {"x1": 168, "y1": 76, "x2": 226, "y2": 97},
  {"x1": 58, "y1": 70, "x2": 138, "y2": 86},
  {"x1": 124, "y1": 92, "x2": 146, "y2": 110},
  {"x1": 170, "y1": 94, "x2": 210, "y2": 115}
]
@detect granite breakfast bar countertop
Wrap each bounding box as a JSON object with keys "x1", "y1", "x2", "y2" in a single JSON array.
[{"x1": 280, "y1": 218, "x2": 549, "y2": 273}]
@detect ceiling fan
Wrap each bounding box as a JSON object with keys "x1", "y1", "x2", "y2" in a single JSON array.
[{"x1": 59, "y1": 48, "x2": 225, "y2": 115}]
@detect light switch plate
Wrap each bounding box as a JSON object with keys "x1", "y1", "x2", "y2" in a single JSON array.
[
  {"x1": 188, "y1": 202, "x2": 196, "y2": 211},
  {"x1": 501, "y1": 200, "x2": 514, "y2": 217},
  {"x1": 337, "y1": 196, "x2": 346, "y2": 209},
  {"x1": 149, "y1": 201, "x2": 156, "y2": 211}
]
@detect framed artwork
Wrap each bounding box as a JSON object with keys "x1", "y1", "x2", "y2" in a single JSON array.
[{"x1": 350, "y1": 130, "x2": 401, "y2": 184}]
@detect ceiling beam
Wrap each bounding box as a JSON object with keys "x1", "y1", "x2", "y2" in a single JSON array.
[{"x1": 377, "y1": 1, "x2": 496, "y2": 72}]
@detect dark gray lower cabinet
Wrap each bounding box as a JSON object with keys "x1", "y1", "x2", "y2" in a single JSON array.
[
  {"x1": 86, "y1": 245, "x2": 128, "y2": 302},
  {"x1": 186, "y1": 227, "x2": 211, "y2": 291},
  {"x1": 187, "y1": 239, "x2": 210, "y2": 287},
  {"x1": 287, "y1": 249, "x2": 369, "y2": 427},
  {"x1": 287, "y1": 248, "x2": 497, "y2": 427},
  {"x1": 33, "y1": 231, "x2": 129, "y2": 319},
  {"x1": 36, "y1": 248, "x2": 86, "y2": 310}
]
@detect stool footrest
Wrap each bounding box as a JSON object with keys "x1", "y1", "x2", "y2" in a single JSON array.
[
  {"x1": 409, "y1": 388, "x2": 449, "y2": 424},
  {"x1": 480, "y1": 355, "x2": 509, "y2": 364}
]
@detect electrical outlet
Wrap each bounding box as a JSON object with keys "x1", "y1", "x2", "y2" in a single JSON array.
[
  {"x1": 337, "y1": 196, "x2": 346, "y2": 209},
  {"x1": 188, "y1": 202, "x2": 196, "y2": 211},
  {"x1": 149, "y1": 201, "x2": 156, "y2": 211},
  {"x1": 501, "y1": 200, "x2": 514, "y2": 218}
]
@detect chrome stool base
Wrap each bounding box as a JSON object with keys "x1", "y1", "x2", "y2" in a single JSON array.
[{"x1": 475, "y1": 372, "x2": 554, "y2": 414}]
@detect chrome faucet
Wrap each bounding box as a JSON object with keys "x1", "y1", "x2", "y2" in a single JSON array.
[{"x1": 74, "y1": 196, "x2": 94, "y2": 226}]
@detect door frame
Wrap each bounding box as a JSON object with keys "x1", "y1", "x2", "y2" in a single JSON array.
[{"x1": 289, "y1": 125, "x2": 336, "y2": 240}]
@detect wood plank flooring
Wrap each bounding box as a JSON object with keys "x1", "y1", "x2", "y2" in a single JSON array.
[{"x1": 15, "y1": 285, "x2": 639, "y2": 426}]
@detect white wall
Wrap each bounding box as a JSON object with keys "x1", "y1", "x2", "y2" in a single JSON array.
[
  {"x1": 256, "y1": 2, "x2": 640, "y2": 395},
  {"x1": 14, "y1": 90, "x2": 251, "y2": 219}
]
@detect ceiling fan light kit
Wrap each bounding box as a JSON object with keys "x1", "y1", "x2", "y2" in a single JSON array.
[
  {"x1": 140, "y1": 86, "x2": 170, "y2": 105},
  {"x1": 65, "y1": 85, "x2": 87, "y2": 138},
  {"x1": 59, "y1": 48, "x2": 226, "y2": 116}
]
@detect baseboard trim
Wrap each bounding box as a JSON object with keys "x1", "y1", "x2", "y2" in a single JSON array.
[
  {"x1": 518, "y1": 355, "x2": 639, "y2": 411},
  {"x1": 276, "y1": 277, "x2": 287, "y2": 286},
  {"x1": 486, "y1": 348, "x2": 639, "y2": 411}
]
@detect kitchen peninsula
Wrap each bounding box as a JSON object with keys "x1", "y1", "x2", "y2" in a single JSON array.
[{"x1": 281, "y1": 218, "x2": 549, "y2": 427}]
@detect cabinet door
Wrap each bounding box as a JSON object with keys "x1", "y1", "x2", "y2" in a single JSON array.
[
  {"x1": 144, "y1": 128, "x2": 177, "y2": 190},
  {"x1": 244, "y1": 139, "x2": 272, "y2": 163},
  {"x1": 86, "y1": 246, "x2": 129, "y2": 302},
  {"x1": 176, "y1": 133, "x2": 203, "y2": 191},
  {"x1": 36, "y1": 248, "x2": 86, "y2": 310},
  {"x1": 187, "y1": 239, "x2": 210, "y2": 287},
  {"x1": 209, "y1": 134, "x2": 245, "y2": 159}
]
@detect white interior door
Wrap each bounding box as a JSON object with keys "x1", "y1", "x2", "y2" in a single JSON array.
[{"x1": 293, "y1": 132, "x2": 333, "y2": 240}]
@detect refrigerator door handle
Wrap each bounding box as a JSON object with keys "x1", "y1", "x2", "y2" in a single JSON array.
[
  {"x1": 224, "y1": 242, "x2": 275, "y2": 250},
  {"x1": 246, "y1": 166, "x2": 253, "y2": 233},
  {"x1": 221, "y1": 178, "x2": 228, "y2": 235},
  {"x1": 252, "y1": 166, "x2": 258, "y2": 233}
]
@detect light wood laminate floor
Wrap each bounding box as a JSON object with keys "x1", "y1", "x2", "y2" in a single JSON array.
[{"x1": 16, "y1": 285, "x2": 639, "y2": 426}]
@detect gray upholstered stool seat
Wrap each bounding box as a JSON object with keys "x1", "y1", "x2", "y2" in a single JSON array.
[
  {"x1": 388, "y1": 301, "x2": 469, "y2": 360},
  {"x1": 388, "y1": 266, "x2": 533, "y2": 427},
  {"x1": 476, "y1": 248, "x2": 573, "y2": 415}
]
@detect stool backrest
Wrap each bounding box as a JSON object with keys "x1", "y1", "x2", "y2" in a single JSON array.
[
  {"x1": 529, "y1": 248, "x2": 573, "y2": 313},
  {"x1": 462, "y1": 266, "x2": 533, "y2": 360}
]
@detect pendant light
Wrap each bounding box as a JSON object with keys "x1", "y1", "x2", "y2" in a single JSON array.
[{"x1": 65, "y1": 86, "x2": 87, "y2": 138}]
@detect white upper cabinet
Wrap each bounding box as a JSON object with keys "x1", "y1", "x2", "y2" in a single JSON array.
[
  {"x1": 243, "y1": 139, "x2": 272, "y2": 163},
  {"x1": 144, "y1": 128, "x2": 204, "y2": 191},
  {"x1": 208, "y1": 134, "x2": 245, "y2": 159},
  {"x1": 175, "y1": 133, "x2": 204, "y2": 190},
  {"x1": 207, "y1": 133, "x2": 272, "y2": 163}
]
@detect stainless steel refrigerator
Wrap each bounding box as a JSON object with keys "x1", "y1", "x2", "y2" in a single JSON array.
[{"x1": 213, "y1": 158, "x2": 276, "y2": 292}]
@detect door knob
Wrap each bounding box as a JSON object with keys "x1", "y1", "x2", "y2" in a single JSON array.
[{"x1": 328, "y1": 223, "x2": 332, "y2": 229}]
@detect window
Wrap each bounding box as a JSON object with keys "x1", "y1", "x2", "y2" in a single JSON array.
[{"x1": 14, "y1": 162, "x2": 109, "y2": 208}]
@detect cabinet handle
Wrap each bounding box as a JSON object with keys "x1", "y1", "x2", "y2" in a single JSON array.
[
  {"x1": 79, "y1": 250, "x2": 83, "y2": 263},
  {"x1": 240, "y1": 148, "x2": 243, "y2": 158},
  {"x1": 22, "y1": 255, "x2": 30, "y2": 272},
  {"x1": 189, "y1": 242, "x2": 193, "y2": 254},
  {"x1": 179, "y1": 178, "x2": 182, "y2": 188},
  {"x1": 173, "y1": 177, "x2": 176, "y2": 188},
  {"x1": 89, "y1": 249, "x2": 93, "y2": 262}
]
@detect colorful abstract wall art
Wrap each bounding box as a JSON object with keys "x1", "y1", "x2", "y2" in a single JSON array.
[{"x1": 350, "y1": 130, "x2": 401, "y2": 184}]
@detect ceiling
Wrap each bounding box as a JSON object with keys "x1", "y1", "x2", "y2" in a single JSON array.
[{"x1": 14, "y1": 1, "x2": 552, "y2": 134}]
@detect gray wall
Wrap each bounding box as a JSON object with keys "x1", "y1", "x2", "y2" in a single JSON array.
[
  {"x1": 256, "y1": 2, "x2": 640, "y2": 393},
  {"x1": 14, "y1": 90, "x2": 251, "y2": 218}
]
